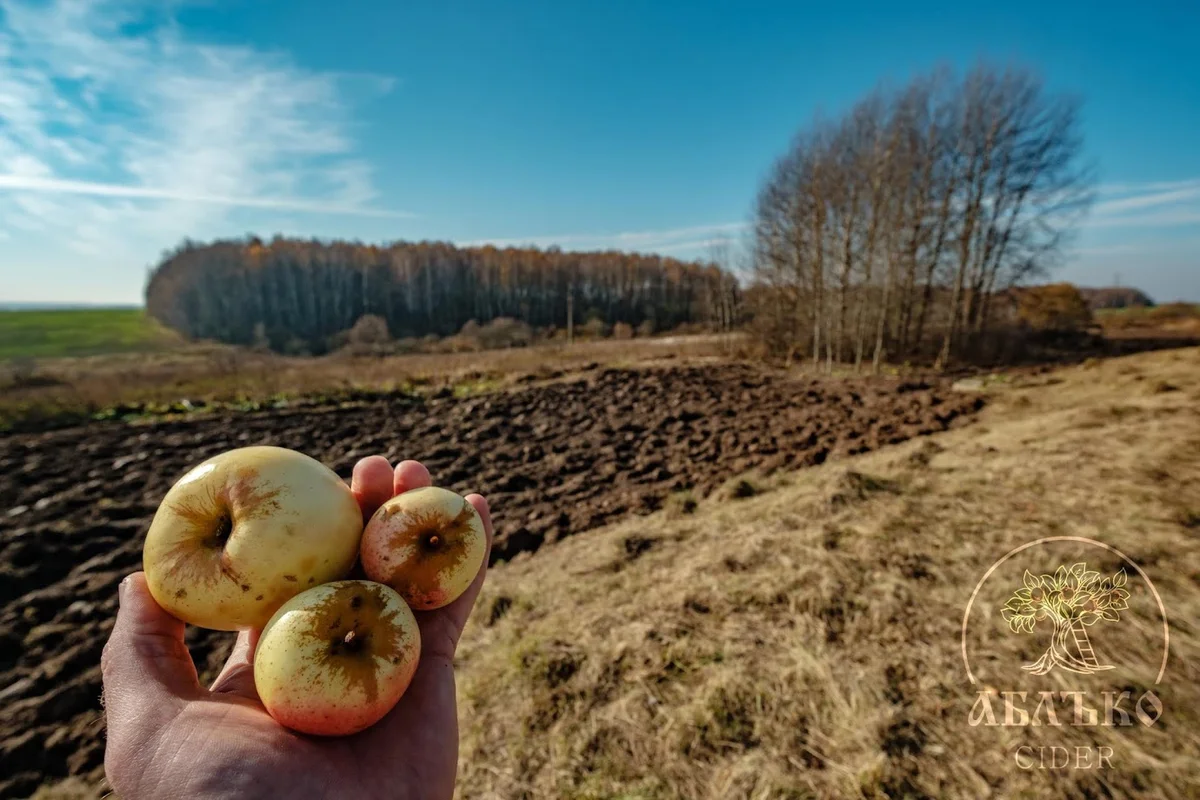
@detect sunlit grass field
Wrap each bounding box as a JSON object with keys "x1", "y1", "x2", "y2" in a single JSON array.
[
  {"x1": 1095, "y1": 303, "x2": 1200, "y2": 332},
  {"x1": 0, "y1": 308, "x2": 183, "y2": 360}
]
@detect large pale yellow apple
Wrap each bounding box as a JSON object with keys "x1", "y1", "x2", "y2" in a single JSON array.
[
  {"x1": 143, "y1": 445, "x2": 363, "y2": 630},
  {"x1": 360, "y1": 486, "x2": 487, "y2": 610},
  {"x1": 254, "y1": 580, "x2": 421, "y2": 736}
]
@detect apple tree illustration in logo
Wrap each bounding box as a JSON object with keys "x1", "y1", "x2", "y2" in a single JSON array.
[{"x1": 1001, "y1": 562, "x2": 1130, "y2": 675}]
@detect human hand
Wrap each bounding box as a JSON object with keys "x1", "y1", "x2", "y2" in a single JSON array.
[{"x1": 101, "y1": 458, "x2": 492, "y2": 800}]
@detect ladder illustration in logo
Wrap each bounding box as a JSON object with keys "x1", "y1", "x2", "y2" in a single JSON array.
[{"x1": 1070, "y1": 618, "x2": 1104, "y2": 670}]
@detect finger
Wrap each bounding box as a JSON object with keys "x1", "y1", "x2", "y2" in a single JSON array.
[
  {"x1": 209, "y1": 628, "x2": 261, "y2": 701},
  {"x1": 101, "y1": 573, "x2": 200, "y2": 715},
  {"x1": 352, "y1": 455, "x2": 394, "y2": 520},
  {"x1": 416, "y1": 493, "x2": 493, "y2": 662},
  {"x1": 393, "y1": 459, "x2": 432, "y2": 495},
  {"x1": 368, "y1": 493, "x2": 492, "y2": 760}
]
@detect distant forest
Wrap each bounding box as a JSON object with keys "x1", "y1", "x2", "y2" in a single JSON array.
[{"x1": 145, "y1": 239, "x2": 740, "y2": 354}]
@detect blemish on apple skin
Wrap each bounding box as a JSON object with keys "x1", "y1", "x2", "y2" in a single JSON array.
[
  {"x1": 241, "y1": 584, "x2": 251, "y2": 592},
  {"x1": 307, "y1": 577, "x2": 315, "y2": 584},
  {"x1": 301, "y1": 583, "x2": 415, "y2": 705},
  {"x1": 283, "y1": 574, "x2": 298, "y2": 582},
  {"x1": 174, "y1": 588, "x2": 187, "y2": 599},
  {"x1": 376, "y1": 498, "x2": 478, "y2": 603},
  {"x1": 218, "y1": 553, "x2": 242, "y2": 582},
  {"x1": 227, "y1": 467, "x2": 285, "y2": 521},
  {"x1": 161, "y1": 539, "x2": 245, "y2": 589},
  {"x1": 255, "y1": 594, "x2": 264, "y2": 601}
]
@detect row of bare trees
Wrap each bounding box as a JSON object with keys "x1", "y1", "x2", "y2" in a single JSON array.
[
  {"x1": 750, "y1": 63, "x2": 1093, "y2": 368},
  {"x1": 145, "y1": 239, "x2": 740, "y2": 353}
]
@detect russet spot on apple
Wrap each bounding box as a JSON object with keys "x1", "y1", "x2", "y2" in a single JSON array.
[
  {"x1": 360, "y1": 486, "x2": 487, "y2": 611},
  {"x1": 254, "y1": 580, "x2": 421, "y2": 736}
]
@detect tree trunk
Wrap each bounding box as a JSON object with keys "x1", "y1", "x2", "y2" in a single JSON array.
[
  {"x1": 872, "y1": 251, "x2": 895, "y2": 374},
  {"x1": 567, "y1": 290, "x2": 574, "y2": 345},
  {"x1": 1022, "y1": 616, "x2": 1112, "y2": 675}
]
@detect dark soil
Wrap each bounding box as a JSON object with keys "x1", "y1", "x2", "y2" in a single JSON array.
[{"x1": 0, "y1": 363, "x2": 983, "y2": 798}]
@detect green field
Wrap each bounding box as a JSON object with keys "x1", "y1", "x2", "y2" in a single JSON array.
[{"x1": 0, "y1": 308, "x2": 183, "y2": 360}]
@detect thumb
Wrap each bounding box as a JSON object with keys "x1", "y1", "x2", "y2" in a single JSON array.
[
  {"x1": 102, "y1": 572, "x2": 201, "y2": 715},
  {"x1": 209, "y1": 628, "x2": 261, "y2": 701}
]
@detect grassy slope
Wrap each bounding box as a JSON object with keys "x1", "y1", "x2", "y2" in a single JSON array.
[
  {"x1": 0, "y1": 308, "x2": 182, "y2": 360},
  {"x1": 456, "y1": 348, "x2": 1200, "y2": 799},
  {"x1": 1096, "y1": 304, "x2": 1200, "y2": 333}
]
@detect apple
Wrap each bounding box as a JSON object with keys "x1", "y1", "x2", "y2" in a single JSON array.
[
  {"x1": 360, "y1": 486, "x2": 487, "y2": 610},
  {"x1": 254, "y1": 580, "x2": 421, "y2": 736},
  {"x1": 143, "y1": 445, "x2": 363, "y2": 630}
]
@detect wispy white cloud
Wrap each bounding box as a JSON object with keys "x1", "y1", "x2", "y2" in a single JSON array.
[
  {"x1": 1072, "y1": 235, "x2": 1200, "y2": 258},
  {"x1": 606, "y1": 222, "x2": 747, "y2": 247},
  {"x1": 1096, "y1": 178, "x2": 1200, "y2": 196},
  {"x1": 654, "y1": 237, "x2": 736, "y2": 254},
  {"x1": 1067, "y1": 180, "x2": 1199, "y2": 299},
  {"x1": 1085, "y1": 177, "x2": 1200, "y2": 231},
  {"x1": 0, "y1": 0, "x2": 403, "y2": 267},
  {"x1": 462, "y1": 222, "x2": 748, "y2": 253},
  {"x1": 0, "y1": 173, "x2": 415, "y2": 217},
  {"x1": 1083, "y1": 208, "x2": 1200, "y2": 230},
  {"x1": 324, "y1": 70, "x2": 402, "y2": 94},
  {"x1": 1093, "y1": 185, "x2": 1200, "y2": 215}
]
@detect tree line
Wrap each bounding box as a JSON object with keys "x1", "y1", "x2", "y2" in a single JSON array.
[
  {"x1": 145, "y1": 239, "x2": 740, "y2": 353},
  {"x1": 749, "y1": 63, "x2": 1093, "y2": 368}
]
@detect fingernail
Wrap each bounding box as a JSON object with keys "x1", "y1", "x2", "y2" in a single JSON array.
[{"x1": 118, "y1": 576, "x2": 129, "y2": 608}]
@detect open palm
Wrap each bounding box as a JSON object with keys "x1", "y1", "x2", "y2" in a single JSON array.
[{"x1": 101, "y1": 458, "x2": 492, "y2": 800}]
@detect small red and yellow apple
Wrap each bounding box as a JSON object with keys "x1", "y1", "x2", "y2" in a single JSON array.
[
  {"x1": 360, "y1": 486, "x2": 488, "y2": 610},
  {"x1": 254, "y1": 580, "x2": 421, "y2": 736}
]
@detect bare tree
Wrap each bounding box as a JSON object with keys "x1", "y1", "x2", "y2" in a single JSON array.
[{"x1": 748, "y1": 62, "x2": 1092, "y2": 369}]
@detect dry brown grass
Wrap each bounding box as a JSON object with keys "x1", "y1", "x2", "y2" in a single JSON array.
[
  {"x1": 28, "y1": 777, "x2": 95, "y2": 799},
  {"x1": 1097, "y1": 303, "x2": 1200, "y2": 334},
  {"x1": 455, "y1": 347, "x2": 1200, "y2": 799},
  {"x1": 0, "y1": 334, "x2": 740, "y2": 429}
]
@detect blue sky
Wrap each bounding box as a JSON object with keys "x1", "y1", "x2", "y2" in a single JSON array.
[{"x1": 1, "y1": 0, "x2": 1198, "y2": 304}]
